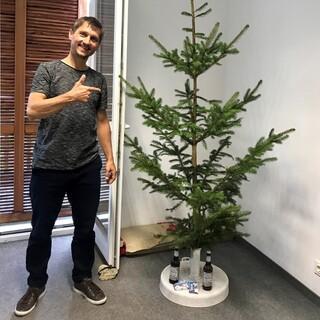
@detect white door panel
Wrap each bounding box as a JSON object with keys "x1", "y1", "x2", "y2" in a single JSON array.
[{"x1": 93, "y1": 0, "x2": 129, "y2": 269}]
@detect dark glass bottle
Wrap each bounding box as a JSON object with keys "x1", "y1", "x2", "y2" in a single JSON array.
[
  {"x1": 202, "y1": 250, "x2": 213, "y2": 290},
  {"x1": 169, "y1": 247, "x2": 180, "y2": 284}
]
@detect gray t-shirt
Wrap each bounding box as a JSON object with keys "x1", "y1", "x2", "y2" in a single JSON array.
[{"x1": 31, "y1": 60, "x2": 108, "y2": 170}]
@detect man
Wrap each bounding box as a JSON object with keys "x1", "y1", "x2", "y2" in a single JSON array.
[{"x1": 15, "y1": 17, "x2": 116, "y2": 316}]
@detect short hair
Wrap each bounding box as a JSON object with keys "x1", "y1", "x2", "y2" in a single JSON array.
[{"x1": 71, "y1": 16, "x2": 104, "y2": 42}]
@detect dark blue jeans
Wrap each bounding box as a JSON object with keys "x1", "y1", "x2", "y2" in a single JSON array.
[{"x1": 26, "y1": 156, "x2": 102, "y2": 288}]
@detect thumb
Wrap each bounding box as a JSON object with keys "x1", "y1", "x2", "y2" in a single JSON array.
[{"x1": 76, "y1": 74, "x2": 86, "y2": 86}]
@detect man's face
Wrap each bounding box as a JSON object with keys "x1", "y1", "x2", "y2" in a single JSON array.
[{"x1": 69, "y1": 22, "x2": 101, "y2": 59}]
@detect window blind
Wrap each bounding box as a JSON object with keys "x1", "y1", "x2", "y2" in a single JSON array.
[
  {"x1": 96, "y1": 0, "x2": 115, "y2": 213},
  {"x1": 0, "y1": 1, "x2": 16, "y2": 216}
]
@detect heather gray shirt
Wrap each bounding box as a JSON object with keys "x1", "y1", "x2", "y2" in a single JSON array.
[{"x1": 31, "y1": 60, "x2": 108, "y2": 170}]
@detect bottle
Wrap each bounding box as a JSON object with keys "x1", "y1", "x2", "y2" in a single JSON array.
[
  {"x1": 169, "y1": 247, "x2": 180, "y2": 284},
  {"x1": 202, "y1": 250, "x2": 213, "y2": 290}
]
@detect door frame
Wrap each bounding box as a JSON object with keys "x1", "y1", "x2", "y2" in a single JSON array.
[{"x1": 88, "y1": 0, "x2": 128, "y2": 269}]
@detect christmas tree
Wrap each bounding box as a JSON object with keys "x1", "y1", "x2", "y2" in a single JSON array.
[{"x1": 123, "y1": 0, "x2": 294, "y2": 249}]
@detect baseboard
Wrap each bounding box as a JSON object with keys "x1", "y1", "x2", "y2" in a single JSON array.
[
  {"x1": 0, "y1": 226, "x2": 74, "y2": 243},
  {"x1": 237, "y1": 237, "x2": 320, "y2": 307}
]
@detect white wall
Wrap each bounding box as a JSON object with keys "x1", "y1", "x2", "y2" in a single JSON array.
[
  {"x1": 122, "y1": 0, "x2": 320, "y2": 296},
  {"x1": 219, "y1": 0, "x2": 320, "y2": 296}
]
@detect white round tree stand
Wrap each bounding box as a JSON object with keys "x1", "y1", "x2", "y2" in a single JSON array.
[{"x1": 159, "y1": 259, "x2": 229, "y2": 307}]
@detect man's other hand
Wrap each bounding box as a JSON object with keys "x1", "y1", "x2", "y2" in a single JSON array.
[{"x1": 105, "y1": 160, "x2": 117, "y2": 184}]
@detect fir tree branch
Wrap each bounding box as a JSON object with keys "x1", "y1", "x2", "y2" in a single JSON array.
[
  {"x1": 150, "y1": 135, "x2": 192, "y2": 182},
  {"x1": 166, "y1": 200, "x2": 185, "y2": 212},
  {"x1": 196, "y1": 80, "x2": 263, "y2": 143},
  {"x1": 195, "y1": 2, "x2": 208, "y2": 13},
  {"x1": 196, "y1": 9, "x2": 212, "y2": 18},
  {"x1": 166, "y1": 204, "x2": 249, "y2": 248},
  {"x1": 210, "y1": 136, "x2": 233, "y2": 162},
  {"x1": 124, "y1": 134, "x2": 190, "y2": 202},
  {"x1": 214, "y1": 128, "x2": 295, "y2": 201},
  {"x1": 227, "y1": 24, "x2": 250, "y2": 48},
  {"x1": 205, "y1": 22, "x2": 220, "y2": 48}
]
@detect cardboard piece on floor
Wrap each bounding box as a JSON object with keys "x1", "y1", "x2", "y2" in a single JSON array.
[{"x1": 121, "y1": 223, "x2": 173, "y2": 256}]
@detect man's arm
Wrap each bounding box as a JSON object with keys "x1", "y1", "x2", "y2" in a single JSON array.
[
  {"x1": 27, "y1": 92, "x2": 74, "y2": 120},
  {"x1": 96, "y1": 109, "x2": 117, "y2": 184},
  {"x1": 27, "y1": 74, "x2": 100, "y2": 120}
]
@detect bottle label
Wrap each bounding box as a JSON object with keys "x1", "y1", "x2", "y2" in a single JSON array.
[
  {"x1": 169, "y1": 267, "x2": 179, "y2": 281},
  {"x1": 203, "y1": 272, "x2": 213, "y2": 287}
]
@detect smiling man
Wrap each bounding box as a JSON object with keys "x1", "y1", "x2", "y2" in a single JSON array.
[{"x1": 14, "y1": 17, "x2": 116, "y2": 316}]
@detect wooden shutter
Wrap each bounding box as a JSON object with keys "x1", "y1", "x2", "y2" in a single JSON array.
[{"x1": 0, "y1": 1, "x2": 16, "y2": 215}]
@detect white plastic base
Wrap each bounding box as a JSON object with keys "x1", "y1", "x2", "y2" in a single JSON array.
[{"x1": 159, "y1": 260, "x2": 229, "y2": 307}]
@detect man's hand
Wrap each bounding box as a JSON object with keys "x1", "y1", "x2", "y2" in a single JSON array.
[
  {"x1": 68, "y1": 74, "x2": 101, "y2": 102},
  {"x1": 105, "y1": 160, "x2": 117, "y2": 184}
]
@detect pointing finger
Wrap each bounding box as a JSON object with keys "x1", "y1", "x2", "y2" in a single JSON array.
[{"x1": 86, "y1": 86, "x2": 101, "y2": 92}]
